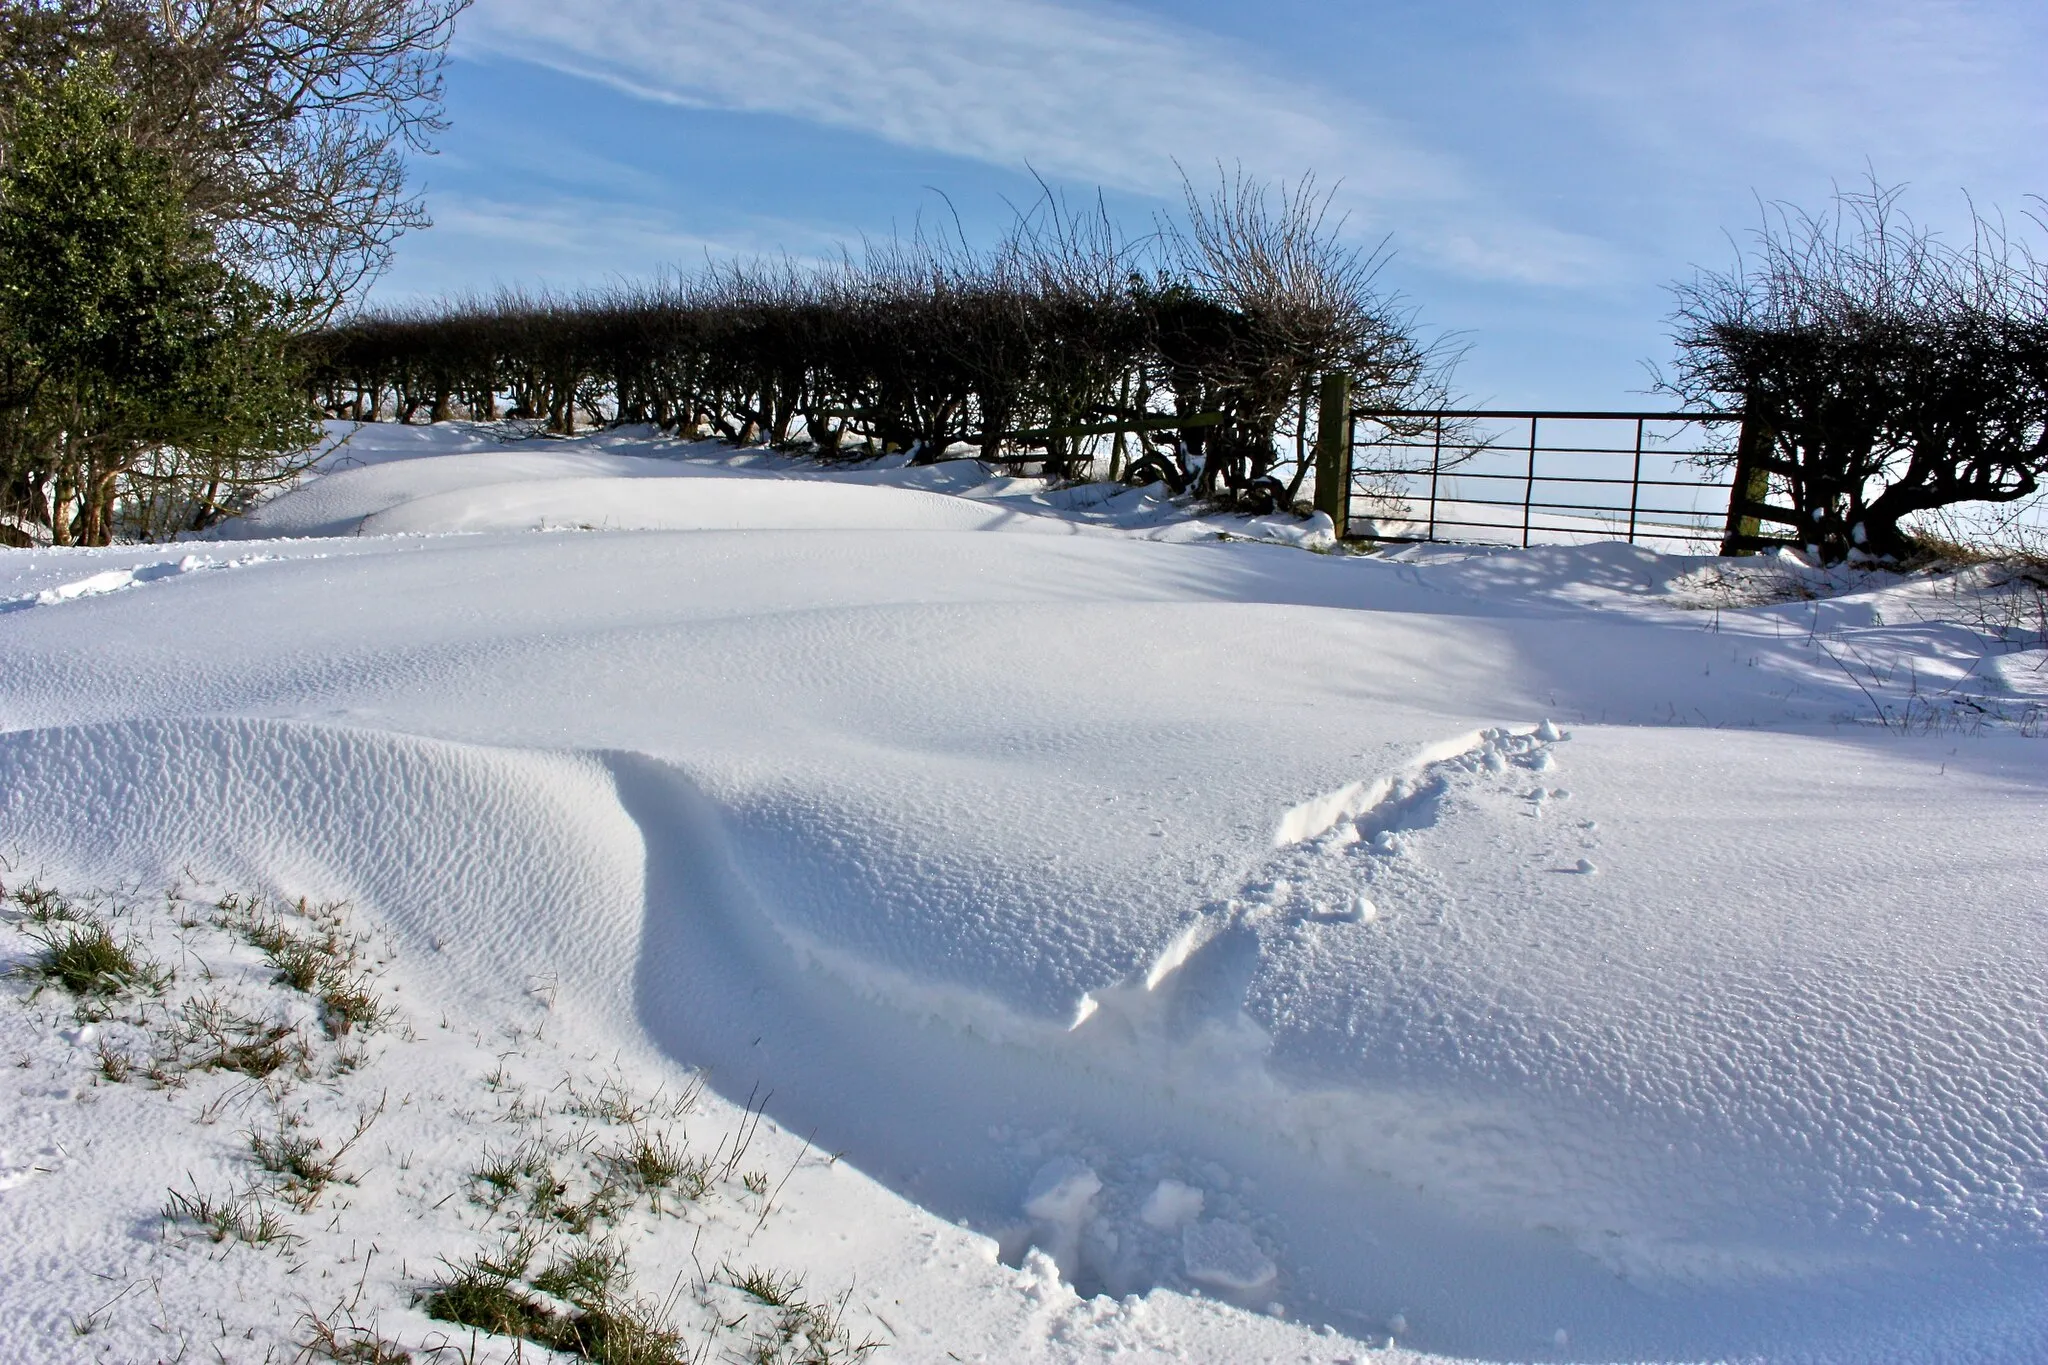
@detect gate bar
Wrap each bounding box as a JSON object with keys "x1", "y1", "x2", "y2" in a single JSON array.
[{"x1": 1353, "y1": 408, "x2": 1741, "y2": 422}]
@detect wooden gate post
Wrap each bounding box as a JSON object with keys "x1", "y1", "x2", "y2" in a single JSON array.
[
  {"x1": 1719, "y1": 412, "x2": 1771, "y2": 556},
  {"x1": 1313, "y1": 371, "x2": 1352, "y2": 535}
]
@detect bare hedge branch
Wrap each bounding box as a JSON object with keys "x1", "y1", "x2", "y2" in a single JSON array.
[{"x1": 310, "y1": 174, "x2": 1455, "y2": 509}]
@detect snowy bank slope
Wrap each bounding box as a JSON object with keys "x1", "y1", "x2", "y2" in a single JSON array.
[{"x1": 4, "y1": 421, "x2": 2047, "y2": 1362}]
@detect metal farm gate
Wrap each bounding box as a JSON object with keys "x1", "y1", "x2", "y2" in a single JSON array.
[{"x1": 1326, "y1": 408, "x2": 1800, "y2": 554}]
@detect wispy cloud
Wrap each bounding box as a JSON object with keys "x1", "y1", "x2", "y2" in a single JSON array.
[
  {"x1": 380, "y1": 192, "x2": 845, "y2": 299},
  {"x1": 458, "y1": 0, "x2": 1609, "y2": 285}
]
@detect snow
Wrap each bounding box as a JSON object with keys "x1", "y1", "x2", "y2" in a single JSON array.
[
  {"x1": 2, "y1": 418, "x2": 2047, "y2": 1362},
  {"x1": 1181, "y1": 1219, "x2": 1278, "y2": 1295},
  {"x1": 1140, "y1": 1178, "x2": 1205, "y2": 1230},
  {"x1": 1022, "y1": 1158, "x2": 1103, "y2": 1281},
  {"x1": 230, "y1": 448, "x2": 1084, "y2": 538}
]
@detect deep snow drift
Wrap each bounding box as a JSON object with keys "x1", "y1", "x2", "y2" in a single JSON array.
[{"x1": 3, "y1": 420, "x2": 2047, "y2": 1363}]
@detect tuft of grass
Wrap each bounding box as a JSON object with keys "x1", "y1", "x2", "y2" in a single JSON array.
[
  {"x1": 468, "y1": 1132, "x2": 675, "y2": 1231},
  {"x1": 561, "y1": 1071, "x2": 699, "y2": 1127},
  {"x1": 297, "y1": 1308, "x2": 413, "y2": 1363},
  {"x1": 468, "y1": 1140, "x2": 559, "y2": 1210},
  {"x1": 170, "y1": 995, "x2": 308, "y2": 1078},
  {"x1": 602, "y1": 1126, "x2": 711, "y2": 1212},
  {"x1": 424, "y1": 1245, "x2": 691, "y2": 1365},
  {"x1": 725, "y1": 1266, "x2": 802, "y2": 1308},
  {"x1": 95, "y1": 1040, "x2": 133, "y2": 1083},
  {"x1": 250, "y1": 1100, "x2": 383, "y2": 1210},
  {"x1": 317, "y1": 969, "x2": 390, "y2": 1037},
  {"x1": 269, "y1": 938, "x2": 327, "y2": 992},
  {"x1": 13, "y1": 917, "x2": 171, "y2": 998},
  {"x1": 569, "y1": 1301, "x2": 693, "y2": 1365},
  {"x1": 533, "y1": 1165, "x2": 628, "y2": 1237},
  {"x1": 563, "y1": 1073, "x2": 649, "y2": 1125},
  {"x1": 721, "y1": 1266, "x2": 882, "y2": 1365},
  {"x1": 163, "y1": 1184, "x2": 296, "y2": 1248},
  {"x1": 11, "y1": 881, "x2": 84, "y2": 925},
  {"x1": 420, "y1": 1260, "x2": 566, "y2": 1349},
  {"x1": 753, "y1": 1303, "x2": 883, "y2": 1365},
  {"x1": 470, "y1": 1155, "x2": 524, "y2": 1202},
  {"x1": 215, "y1": 893, "x2": 393, "y2": 1038},
  {"x1": 531, "y1": 1239, "x2": 630, "y2": 1309},
  {"x1": 474, "y1": 1226, "x2": 545, "y2": 1281},
  {"x1": 251, "y1": 1125, "x2": 341, "y2": 1210}
]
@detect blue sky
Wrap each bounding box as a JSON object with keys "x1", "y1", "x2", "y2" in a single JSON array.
[{"x1": 377, "y1": 0, "x2": 2048, "y2": 407}]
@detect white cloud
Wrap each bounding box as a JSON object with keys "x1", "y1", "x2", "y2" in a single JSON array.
[
  {"x1": 376, "y1": 192, "x2": 845, "y2": 300},
  {"x1": 458, "y1": 0, "x2": 1610, "y2": 285}
]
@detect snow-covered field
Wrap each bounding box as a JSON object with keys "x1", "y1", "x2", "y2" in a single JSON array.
[{"x1": 3, "y1": 421, "x2": 2046, "y2": 1364}]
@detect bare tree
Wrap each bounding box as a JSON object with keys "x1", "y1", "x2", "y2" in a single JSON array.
[{"x1": 0, "y1": 0, "x2": 470, "y2": 316}]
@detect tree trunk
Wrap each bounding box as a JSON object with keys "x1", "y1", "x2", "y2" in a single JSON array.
[{"x1": 50, "y1": 471, "x2": 75, "y2": 546}]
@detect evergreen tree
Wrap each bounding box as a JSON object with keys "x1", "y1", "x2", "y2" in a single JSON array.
[{"x1": 0, "y1": 59, "x2": 313, "y2": 543}]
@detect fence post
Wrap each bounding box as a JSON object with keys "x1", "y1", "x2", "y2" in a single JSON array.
[
  {"x1": 1426, "y1": 415, "x2": 1442, "y2": 542},
  {"x1": 1521, "y1": 415, "x2": 1538, "y2": 548},
  {"x1": 1719, "y1": 412, "x2": 1770, "y2": 556},
  {"x1": 1626, "y1": 418, "x2": 1644, "y2": 543},
  {"x1": 1313, "y1": 371, "x2": 1353, "y2": 535}
]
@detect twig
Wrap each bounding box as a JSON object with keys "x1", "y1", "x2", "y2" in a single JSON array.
[{"x1": 1818, "y1": 643, "x2": 1891, "y2": 730}]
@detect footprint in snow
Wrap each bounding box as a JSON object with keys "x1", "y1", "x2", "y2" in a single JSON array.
[
  {"x1": 1, "y1": 554, "x2": 272, "y2": 614},
  {"x1": 1081, "y1": 724, "x2": 1579, "y2": 1062},
  {"x1": 1244, "y1": 722, "x2": 1574, "y2": 927}
]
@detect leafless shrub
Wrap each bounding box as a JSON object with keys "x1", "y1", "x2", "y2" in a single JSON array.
[
  {"x1": 1157, "y1": 167, "x2": 1453, "y2": 501},
  {"x1": 1665, "y1": 179, "x2": 2048, "y2": 562}
]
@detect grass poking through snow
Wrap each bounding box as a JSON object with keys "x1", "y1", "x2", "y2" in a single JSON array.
[
  {"x1": 422, "y1": 1237, "x2": 694, "y2": 1365},
  {"x1": 161, "y1": 1183, "x2": 299, "y2": 1249},
  {"x1": 1, "y1": 869, "x2": 888, "y2": 1362},
  {"x1": 12, "y1": 911, "x2": 171, "y2": 1001}
]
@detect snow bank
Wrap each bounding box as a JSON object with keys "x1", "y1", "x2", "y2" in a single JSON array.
[
  {"x1": 4, "y1": 419, "x2": 2047, "y2": 1362},
  {"x1": 231, "y1": 442, "x2": 1083, "y2": 539},
  {"x1": 354, "y1": 474, "x2": 1084, "y2": 537}
]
